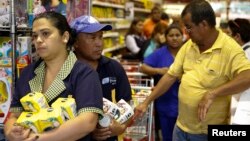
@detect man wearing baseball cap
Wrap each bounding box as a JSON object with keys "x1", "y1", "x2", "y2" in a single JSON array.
[{"x1": 70, "y1": 15, "x2": 132, "y2": 141}]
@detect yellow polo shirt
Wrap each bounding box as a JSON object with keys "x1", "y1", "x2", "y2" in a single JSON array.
[{"x1": 168, "y1": 30, "x2": 250, "y2": 134}]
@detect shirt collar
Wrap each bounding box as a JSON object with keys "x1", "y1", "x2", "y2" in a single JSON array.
[{"x1": 29, "y1": 51, "x2": 77, "y2": 103}]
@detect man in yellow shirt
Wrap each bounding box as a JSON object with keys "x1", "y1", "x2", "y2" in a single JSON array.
[{"x1": 135, "y1": 0, "x2": 250, "y2": 141}]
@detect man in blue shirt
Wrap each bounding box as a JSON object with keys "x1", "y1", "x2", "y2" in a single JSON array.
[{"x1": 71, "y1": 15, "x2": 132, "y2": 141}]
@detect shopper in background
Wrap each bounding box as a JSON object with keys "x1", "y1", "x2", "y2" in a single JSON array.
[
  {"x1": 228, "y1": 18, "x2": 250, "y2": 58},
  {"x1": 135, "y1": 0, "x2": 250, "y2": 141},
  {"x1": 161, "y1": 12, "x2": 170, "y2": 25},
  {"x1": 142, "y1": 22, "x2": 168, "y2": 59},
  {"x1": 4, "y1": 11, "x2": 103, "y2": 141},
  {"x1": 70, "y1": 15, "x2": 132, "y2": 141},
  {"x1": 143, "y1": 6, "x2": 168, "y2": 39},
  {"x1": 227, "y1": 18, "x2": 250, "y2": 124},
  {"x1": 140, "y1": 24, "x2": 183, "y2": 141},
  {"x1": 41, "y1": 0, "x2": 66, "y2": 15},
  {"x1": 123, "y1": 18, "x2": 146, "y2": 60}
]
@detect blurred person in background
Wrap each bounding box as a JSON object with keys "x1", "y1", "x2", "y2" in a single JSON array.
[
  {"x1": 70, "y1": 15, "x2": 132, "y2": 141},
  {"x1": 142, "y1": 22, "x2": 168, "y2": 59},
  {"x1": 140, "y1": 24, "x2": 183, "y2": 141},
  {"x1": 161, "y1": 12, "x2": 170, "y2": 25},
  {"x1": 228, "y1": 18, "x2": 250, "y2": 124},
  {"x1": 123, "y1": 18, "x2": 146, "y2": 60},
  {"x1": 143, "y1": 6, "x2": 168, "y2": 39},
  {"x1": 228, "y1": 18, "x2": 250, "y2": 58},
  {"x1": 41, "y1": 0, "x2": 66, "y2": 15}
]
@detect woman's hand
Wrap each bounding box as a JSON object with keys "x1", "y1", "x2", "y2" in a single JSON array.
[{"x1": 5, "y1": 124, "x2": 31, "y2": 141}]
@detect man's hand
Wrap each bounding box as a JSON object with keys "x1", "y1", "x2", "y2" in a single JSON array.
[
  {"x1": 109, "y1": 120, "x2": 126, "y2": 136},
  {"x1": 133, "y1": 102, "x2": 148, "y2": 119},
  {"x1": 92, "y1": 126, "x2": 112, "y2": 141},
  {"x1": 198, "y1": 91, "x2": 216, "y2": 122}
]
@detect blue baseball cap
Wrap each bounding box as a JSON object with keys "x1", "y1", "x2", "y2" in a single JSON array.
[{"x1": 70, "y1": 15, "x2": 112, "y2": 33}]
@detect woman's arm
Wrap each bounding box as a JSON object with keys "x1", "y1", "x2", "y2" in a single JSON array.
[
  {"x1": 140, "y1": 63, "x2": 168, "y2": 76},
  {"x1": 125, "y1": 35, "x2": 140, "y2": 54}
]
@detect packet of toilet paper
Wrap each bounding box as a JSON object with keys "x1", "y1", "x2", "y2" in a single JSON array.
[
  {"x1": 39, "y1": 107, "x2": 65, "y2": 132},
  {"x1": 103, "y1": 98, "x2": 120, "y2": 120},
  {"x1": 20, "y1": 92, "x2": 49, "y2": 112},
  {"x1": 51, "y1": 96, "x2": 77, "y2": 120},
  {"x1": 116, "y1": 99, "x2": 134, "y2": 124},
  {"x1": 16, "y1": 112, "x2": 42, "y2": 133}
]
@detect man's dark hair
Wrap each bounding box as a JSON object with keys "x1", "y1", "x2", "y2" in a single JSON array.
[{"x1": 181, "y1": 0, "x2": 216, "y2": 27}]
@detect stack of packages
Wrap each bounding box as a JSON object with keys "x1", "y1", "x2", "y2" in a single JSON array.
[
  {"x1": 99, "y1": 98, "x2": 134, "y2": 127},
  {"x1": 16, "y1": 92, "x2": 76, "y2": 133}
]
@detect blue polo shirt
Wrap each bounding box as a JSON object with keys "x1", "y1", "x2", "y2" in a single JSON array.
[
  {"x1": 97, "y1": 56, "x2": 131, "y2": 103},
  {"x1": 96, "y1": 56, "x2": 132, "y2": 141},
  {"x1": 143, "y1": 46, "x2": 179, "y2": 117}
]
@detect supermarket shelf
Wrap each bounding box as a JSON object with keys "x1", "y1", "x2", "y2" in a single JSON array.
[
  {"x1": 103, "y1": 44, "x2": 125, "y2": 54},
  {"x1": 98, "y1": 18, "x2": 124, "y2": 22},
  {"x1": 134, "y1": 8, "x2": 150, "y2": 13},
  {"x1": 115, "y1": 25, "x2": 130, "y2": 29},
  {"x1": 0, "y1": 26, "x2": 32, "y2": 32},
  {"x1": 92, "y1": 1, "x2": 125, "y2": 9},
  {"x1": 103, "y1": 32, "x2": 119, "y2": 38}
]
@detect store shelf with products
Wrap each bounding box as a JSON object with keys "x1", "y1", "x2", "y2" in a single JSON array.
[
  {"x1": 92, "y1": 0, "x2": 155, "y2": 56},
  {"x1": 92, "y1": 0, "x2": 128, "y2": 57}
]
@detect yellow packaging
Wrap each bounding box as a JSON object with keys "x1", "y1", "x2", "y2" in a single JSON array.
[
  {"x1": 16, "y1": 112, "x2": 42, "y2": 133},
  {"x1": 51, "y1": 97, "x2": 77, "y2": 120},
  {"x1": 39, "y1": 107, "x2": 65, "y2": 132},
  {"x1": 20, "y1": 92, "x2": 49, "y2": 112}
]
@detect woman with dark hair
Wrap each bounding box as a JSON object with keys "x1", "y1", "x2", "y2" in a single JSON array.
[
  {"x1": 228, "y1": 18, "x2": 250, "y2": 124},
  {"x1": 4, "y1": 11, "x2": 103, "y2": 141},
  {"x1": 228, "y1": 18, "x2": 250, "y2": 59},
  {"x1": 140, "y1": 24, "x2": 183, "y2": 141},
  {"x1": 123, "y1": 18, "x2": 146, "y2": 60}
]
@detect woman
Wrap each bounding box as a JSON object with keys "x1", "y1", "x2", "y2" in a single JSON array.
[
  {"x1": 228, "y1": 18, "x2": 250, "y2": 59},
  {"x1": 228, "y1": 18, "x2": 250, "y2": 124},
  {"x1": 123, "y1": 18, "x2": 146, "y2": 60},
  {"x1": 4, "y1": 11, "x2": 103, "y2": 141},
  {"x1": 140, "y1": 24, "x2": 183, "y2": 141},
  {"x1": 142, "y1": 22, "x2": 168, "y2": 59}
]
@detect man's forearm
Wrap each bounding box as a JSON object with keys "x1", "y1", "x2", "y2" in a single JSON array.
[{"x1": 144, "y1": 72, "x2": 177, "y2": 105}]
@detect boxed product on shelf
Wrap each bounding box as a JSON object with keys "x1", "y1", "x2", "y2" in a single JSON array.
[
  {"x1": 0, "y1": 36, "x2": 11, "y2": 66},
  {"x1": 66, "y1": 0, "x2": 89, "y2": 24},
  {"x1": 16, "y1": 36, "x2": 32, "y2": 67},
  {"x1": 15, "y1": 0, "x2": 29, "y2": 27},
  {"x1": 0, "y1": 0, "x2": 10, "y2": 27},
  {"x1": 0, "y1": 75, "x2": 11, "y2": 123}
]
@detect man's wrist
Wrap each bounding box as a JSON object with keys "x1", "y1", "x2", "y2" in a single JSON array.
[{"x1": 208, "y1": 90, "x2": 216, "y2": 99}]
